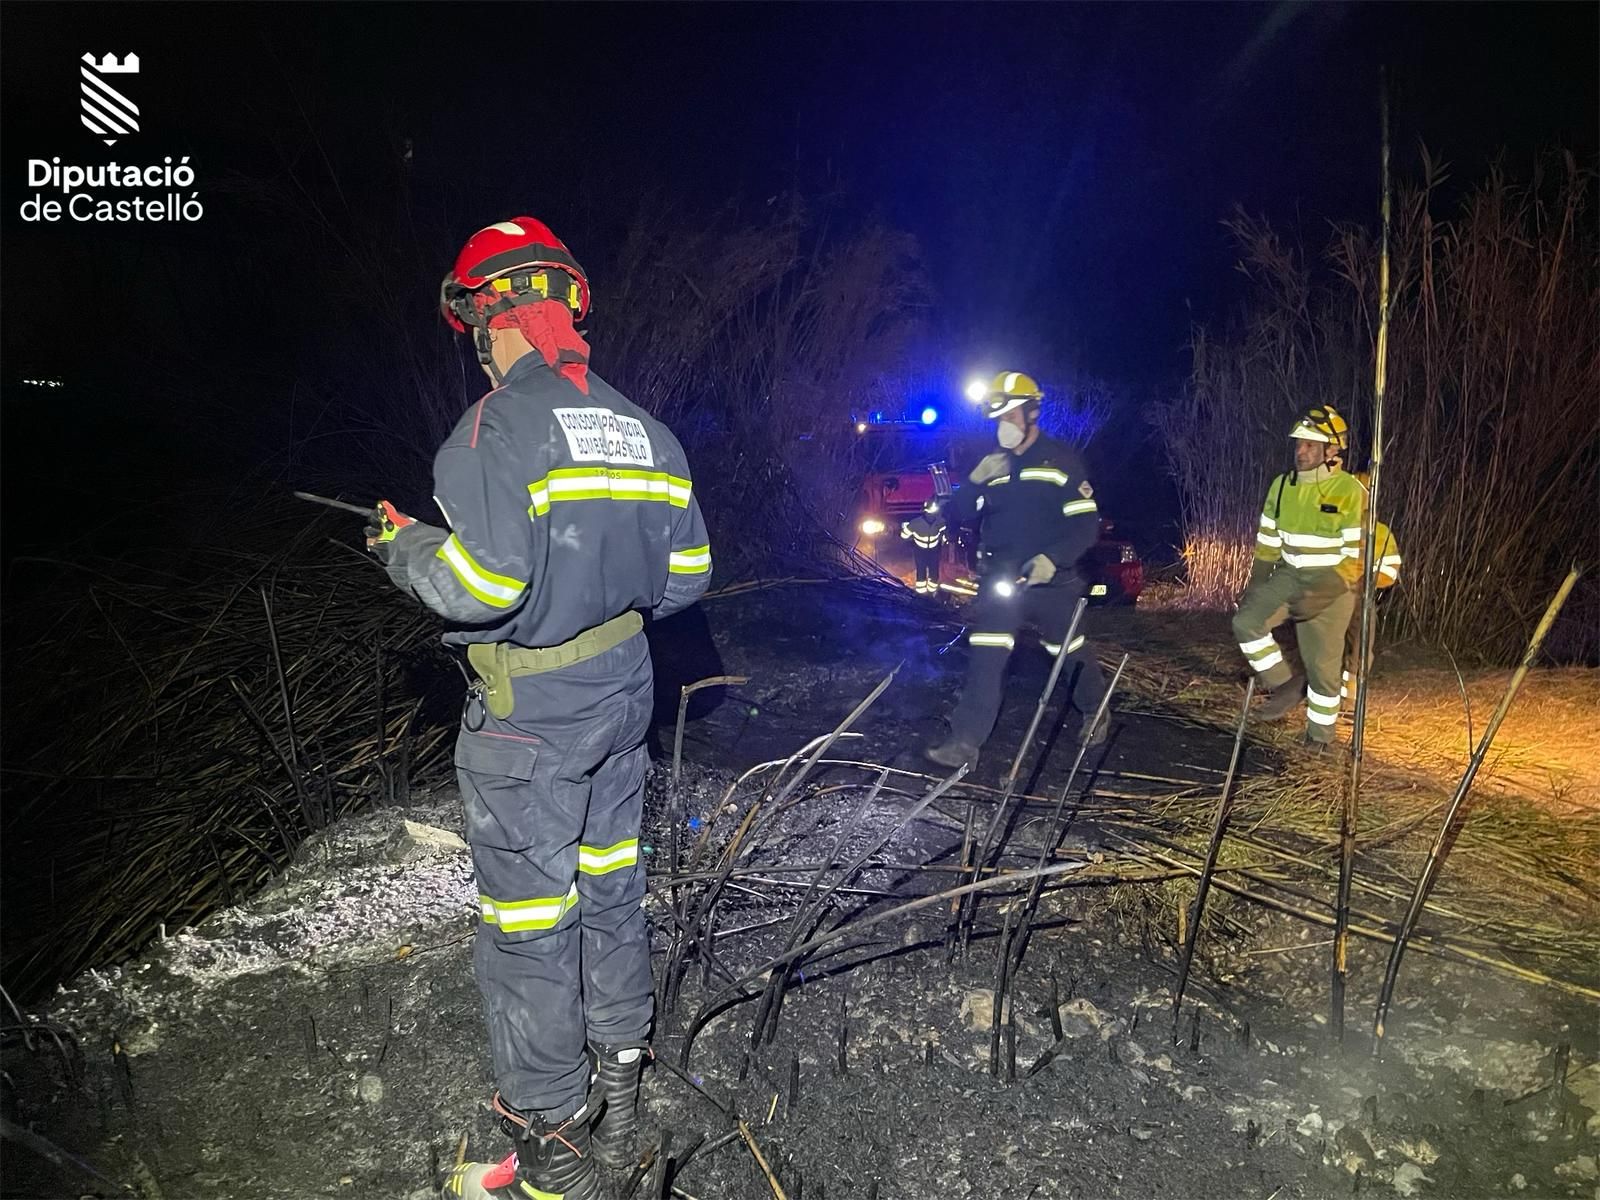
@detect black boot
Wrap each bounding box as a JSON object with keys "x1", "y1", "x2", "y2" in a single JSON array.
[{"x1": 590, "y1": 1042, "x2": 649, "y2": 1171}]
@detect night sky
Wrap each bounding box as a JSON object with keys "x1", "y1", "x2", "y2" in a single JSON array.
[{"x1": 2, "y1": 3, "x2": 1595, "y2": 550}]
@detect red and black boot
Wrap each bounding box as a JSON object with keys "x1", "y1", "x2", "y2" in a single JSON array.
[{"x1": 443, "y1": 1092, "x2": 609, "y2": 1200}]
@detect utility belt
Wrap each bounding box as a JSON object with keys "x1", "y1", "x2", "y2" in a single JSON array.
[{"x1": 464, "y1": 610, "x2": 644, "y2": 720}]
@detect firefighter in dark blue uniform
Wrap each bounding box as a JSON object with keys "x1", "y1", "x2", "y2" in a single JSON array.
[
  {"x1": 370, "y1": 218, "x2": 712, "y2": 1200},
  {"x1": 900, "y1": 503, "x2": 948, "y2": 596},
  {"x1": 926, "y1": 372, "x2": 1108, "y2": 768}
]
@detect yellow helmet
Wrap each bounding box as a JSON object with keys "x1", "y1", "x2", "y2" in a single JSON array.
[
  {"x1": 1289, "y1": 405, "x2": 1349, "y2": 450},
  {"x1": 969, "y1": 370, "x2": 1043, "y2": 418}
]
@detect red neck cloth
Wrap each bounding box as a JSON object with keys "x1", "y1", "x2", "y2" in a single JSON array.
[{"x1": 487, "y1": 299, "x2": 590, "y2": 394}]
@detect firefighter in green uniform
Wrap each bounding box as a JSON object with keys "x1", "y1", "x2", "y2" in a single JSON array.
[{"x1": 1233, "y1": 406, "x2": 1364, "y2": 749}]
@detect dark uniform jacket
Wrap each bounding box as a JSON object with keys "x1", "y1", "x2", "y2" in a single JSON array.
[
  {"x1": 384, "y1": 352, "x2": 712, "y2": 647},
  {"x1": 945, "y1": 434, "x2": 1100, "y2": 581}
]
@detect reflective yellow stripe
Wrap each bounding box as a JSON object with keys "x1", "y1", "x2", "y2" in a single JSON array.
[
  {"x1": 1306, "y1": 686, "x2": 1341, "y2": 710},
  {"x1": 437, "y1": 534, "x2": 526, "y2": 608},
  {"x1": 479, "y1": 883, "x2": 579, "y2": 932},
  {"x1": 669, "y1": 544, "x2": 712, "y2": 574},
  {"x1": 1061, "y1": 499, "x2": 1098, "y2": 517},
  {"x1": 970, "y1": 632, "x2": 1015, "y2": 650},
  {"x1": 578, "y1": 838, "x2": 640, "y2": 875},
  {"x1": 1281, "y1": 551, "x2": 1344, "y2": 568},
  {"x1": 527, "y1": 468, "x2": 693, "y2": 513},
  {"x1": 1281, "y1": 531, "x2": 1345, "y2": 548},
  {"x1": 1018, "y1": 467, "x2": 1070, "y2": 486},
  {"x1": 985, "y1": 475, "x2": 1012, "y2": 486}
]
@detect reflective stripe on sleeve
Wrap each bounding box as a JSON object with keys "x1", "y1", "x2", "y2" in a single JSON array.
[
  {"x1": 1258, "y1": 514, "x2": 1277, "y2": 530},
  {"x1": 1061, "y1": 499, "x2": 1099, "y2": 517},
  {"x1": 969, "y1": 632, "x2": 1016, "y2": 650},
  {"x1": 669, "y1": 544, "x2": 712, "y2": 574},
  {"x1": 1018, "y1": 467, "x2": 1071, "y2": 486},
  {"x1": 437, "y1": 534, "x2": 526, "y2": 608},
  {"x1": 1256, "y1": 532, "x2": 1282, "y2": 548}
]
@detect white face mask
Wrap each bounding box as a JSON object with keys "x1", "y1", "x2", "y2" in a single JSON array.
[{"x1": 996, "y1": 420, "x2": 1025, "y2": 450}]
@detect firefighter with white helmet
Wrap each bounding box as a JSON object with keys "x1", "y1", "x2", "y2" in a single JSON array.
[
  {"x1": 372, "y1": 217, "x2": 713, "y2": 1199},
  {"x1": 926, "y1": 371, "x2": 1109, "y2": 767},
  {"x1": 1233, "y1": 405, "x2": 1364, "y2": 748}
]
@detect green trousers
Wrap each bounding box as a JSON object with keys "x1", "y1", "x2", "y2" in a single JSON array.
[{"x1": 1232, "y1": 567, "x2": 1355, "y2": 743}]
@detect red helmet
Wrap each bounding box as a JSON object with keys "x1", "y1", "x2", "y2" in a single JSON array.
[{"x1": 440, "y1": 217, "x2": 590, "y2": 331}]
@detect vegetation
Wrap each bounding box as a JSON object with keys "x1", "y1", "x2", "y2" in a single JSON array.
[{"x1": 1153, "y1": 152, "x2": 1598, "y2": 664}]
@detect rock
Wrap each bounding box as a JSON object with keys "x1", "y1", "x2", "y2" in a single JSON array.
[
  {"x1": 1297, "y1": 1112, "x2": 1325, "y2": 1137},
  {"x1": 958, "y1": 989, "x2": 1009, "y2": 1031},
  {"x1": 1508, "y1": 1174, "x2": 1526, "y2": 1191},
  {"x1": 358, "y1": 1074, "x2": 385, "y2": 1105},
  {"x1": 1395, "y1": 1137, "x2": 1440, "y2": 1166},
  {"x1": 386, "y1": 820, "x2": 467, "y2": 863},
  {"x1": 1391, "y1": 1162, "x2": 1431, "y2": 1196},
  {"x1": 1056, "y1": 997, "x2": 1119, "y2": 1040},
  {"x1": 1554, "y1": 1155, "x2": 1597, "y2": 1182}
]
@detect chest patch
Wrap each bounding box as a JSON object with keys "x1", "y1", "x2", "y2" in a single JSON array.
[
  {"x1": 1078, "y1": 480, "x2": 1094, "y2": 499},
  {"x1": 553, "y1": 407, "x2": 655, "y2": 467},
  {"x1": 1320, "y1": 503, "x2": 1339, "y2": 514}
]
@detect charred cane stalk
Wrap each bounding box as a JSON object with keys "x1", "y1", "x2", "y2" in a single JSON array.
[
  {"x1": 1170, "y1": 676, "x2": 1254, "y2": 1036},
  {"x1": 1334, "y1": 67, "x2": 1392, "y2": 1042},
  {"x1": 1372, "y1": 566, "x2": 1581, "y2": 1045}
]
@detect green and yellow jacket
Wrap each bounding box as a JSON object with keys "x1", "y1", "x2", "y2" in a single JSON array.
[{"x1": 1253, "y1": 466, "x2": 1365, "y2": 588}]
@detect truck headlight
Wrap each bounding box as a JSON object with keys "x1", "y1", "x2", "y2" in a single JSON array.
[{"x1": 860, "y1": 518, "x2": 885, "y2": 536}]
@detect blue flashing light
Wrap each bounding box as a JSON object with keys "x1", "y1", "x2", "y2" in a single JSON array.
[{"x1": 919, "y1": 406, "x2": 939, "y2": 426}]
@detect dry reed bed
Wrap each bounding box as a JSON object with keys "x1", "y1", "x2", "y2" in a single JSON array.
[
  {"x1": 1150, "y1": 152, "x2": 1598, "y2": 663},
  {"x1": 1, "y1": 527, "x2": 457, "y2": 1000}
]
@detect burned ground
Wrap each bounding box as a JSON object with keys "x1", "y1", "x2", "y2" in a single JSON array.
[{"x1": 4, "y1": 582, "x2": 1597, "y2": 1200}]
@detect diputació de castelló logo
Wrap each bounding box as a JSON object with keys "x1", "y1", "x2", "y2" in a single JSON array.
[{"x1": 19, "y1": 53, "x2": 205, "y2": 224}]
